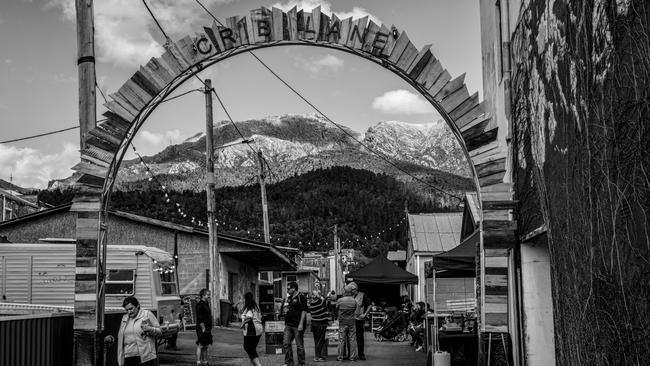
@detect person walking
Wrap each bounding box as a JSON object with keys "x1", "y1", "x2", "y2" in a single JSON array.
[
  {"x1": 309, "y1": 289, "x2": 330, "y2": 362},
  {"x1": 196, "y1": 288, "x2": 213, "y2": 366},
  {"x1": 117, "y1": 296, "x2": 162, "y2": 366},
  {"x1": 348, "y1": 282, "x2": 371, "y2": 360},
  {"x1": 282, "y1": 281, "x2": 308, "y2": 366},
  {"x1": 336, "y1": 284, "x2": 360, "y2": 362},
  {"x1": 240, "y1": 292, "x2": 264, "y2": 366}
]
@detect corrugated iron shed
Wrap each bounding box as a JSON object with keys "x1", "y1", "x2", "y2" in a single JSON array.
[{"x1": 408, "y1": 212, "x2": 462, "y2": 253}]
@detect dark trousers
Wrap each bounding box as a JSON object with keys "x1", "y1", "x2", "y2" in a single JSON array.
[
  {"x1": 283, "y1": 325, "x2": 305, "y2": 366},
  {"x1": 311, "y1": 322, "x2": 328, "y2": 359},
  {"x1": 244, "y1": 335, "x2": 261, "y2": 359},
  {"x1": 124, "y1": 356, "x2": 156, "y2": 366},
  {"x1": 355, "y1": 319, "x2": 365, "y2": 357}
]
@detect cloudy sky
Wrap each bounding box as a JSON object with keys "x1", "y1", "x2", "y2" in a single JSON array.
[{"x1": 0, "y1": 0, "x2": 482, "y2": 188}]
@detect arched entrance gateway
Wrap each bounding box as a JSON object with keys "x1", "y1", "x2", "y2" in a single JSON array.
[{"x1": 71, "y1": 6, "x2": 516, "y2": 364}]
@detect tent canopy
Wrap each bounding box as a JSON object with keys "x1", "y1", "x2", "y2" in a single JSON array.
[
  {"x1": 430, "y1": 230, "x2": 479, "y2": 278},
  {"x1": 346, "y1": 256, "x2": 418, "y2": 285}
]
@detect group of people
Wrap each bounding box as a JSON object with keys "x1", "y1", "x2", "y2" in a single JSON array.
[
  {"x1": 113, "y1": 281, "x2": 373, "y2": 366},
  {"x1": 281, "y1": 280, "x2": 371, "y2": 365}
]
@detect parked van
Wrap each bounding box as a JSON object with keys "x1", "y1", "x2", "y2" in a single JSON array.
[{"x1": 0, "y1": 242, "x2": 182, "y2": 324}]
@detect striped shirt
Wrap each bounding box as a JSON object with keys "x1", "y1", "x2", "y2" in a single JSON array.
[{"x1": 308, "y1": 297, "x2": 330, "y2": 324}]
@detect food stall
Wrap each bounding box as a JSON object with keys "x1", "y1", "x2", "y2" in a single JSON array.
[{"x1": 424, "y1": 232, "x2": 478, "y2": 366}]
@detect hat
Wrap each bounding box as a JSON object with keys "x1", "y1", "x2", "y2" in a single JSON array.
[{"x1": 347, "y1": 282, "x2": 358, "y2": 291}]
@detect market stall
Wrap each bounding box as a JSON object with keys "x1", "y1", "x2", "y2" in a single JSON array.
[
  {"x1": 424, "y1": 231, "x2": 478, "y2": 366},
  {"x1": 346, "y1": 255, "x2": 419, "y2": 307}
]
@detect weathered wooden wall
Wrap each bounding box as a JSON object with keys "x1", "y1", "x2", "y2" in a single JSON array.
[{"x1": 511, "y1": 0, "x2": 650, "y2": 364}]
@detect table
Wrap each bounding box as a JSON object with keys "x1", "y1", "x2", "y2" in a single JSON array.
[{"x1": 437, "y1": 332, "x2": 477, "y2": 366}]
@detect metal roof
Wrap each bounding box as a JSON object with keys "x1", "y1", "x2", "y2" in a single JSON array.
[
  {"x1": 387, "y1": 250, "x2": 406, "y2": 261},
  {"x1": 408, "y1": 212, "x2": 462, "y2": 253}
]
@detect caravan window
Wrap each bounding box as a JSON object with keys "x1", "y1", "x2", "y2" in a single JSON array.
[
  {"x1": 106, "y1": 269, "x2": 135, "y2": 295},
  {"x1": 160, "y1": 271, "x2": 178, "y2": 295}
]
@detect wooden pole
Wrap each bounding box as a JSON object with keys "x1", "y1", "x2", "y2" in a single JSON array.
[
  {"x1": 334, "y1": 224, "x2": 342, "y2": 294},
  {"x1": 204, "y1": 79, "x2": 221, "y2": 325},
  {"x1": 74, "y1": 1, "x2": 101, "y2": 365},
  {"x1": 76, "y1": 0, "x2": 96, "y2": 150},
  {"x1": 257, "y1": 151, "x2": 270, "y2": 244}
]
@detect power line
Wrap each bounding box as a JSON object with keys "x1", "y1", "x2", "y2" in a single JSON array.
[
  {"x1": 248, "y1": 52, "x2": 463, "y2": 201},
  {"x1": 1, "y1": 126, "x2": 79, "y2": 144},
  {"x1": 141, "y1": 0, "x2": 170, "y2": 42},
  {"x1": 0, "y1": 121, "x2": 108, "y2": 144},
  {"x1": 151, "y1": 0, "x2": 462, "y2": 201},
  {"x1": 193, "y1": 0, "x2": 224, "y2": 27}
]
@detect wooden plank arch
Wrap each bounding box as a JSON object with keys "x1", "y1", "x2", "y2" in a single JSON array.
[{"x1": 72, "y1": 5, "x2": 516, "y2": 349}]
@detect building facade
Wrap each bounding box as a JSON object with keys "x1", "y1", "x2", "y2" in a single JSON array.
[
  {"x1": 0, "y1": 205, "x2": 294, "y2": 315},
  {"x1": 406, "y1": 212, "x2": 462, "y2": 302}
]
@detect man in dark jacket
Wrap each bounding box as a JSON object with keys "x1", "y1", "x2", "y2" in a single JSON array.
[
  {"x1": 282, "y1": 281, "x2": 307, "y2": 366},
  {"x1": 349, "y1": 282, "x2": 371, "y2": 360},
  {"x1": 195, "y1": 288, "x2": 213, "y2": 366}
]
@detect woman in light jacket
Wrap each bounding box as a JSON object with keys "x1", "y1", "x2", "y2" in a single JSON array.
[
  {"x1": 117, "y1": 296, "x2": 162, "y2": 366},
  {"x1": 240, "y1": 292, "x2": 264, "y2": 366}
]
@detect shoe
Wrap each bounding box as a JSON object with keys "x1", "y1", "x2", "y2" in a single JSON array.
[
  {"x1": 415, "y1": 346, "x2": 423, "y2": 352},
  {"x1": 336, "y1": 358, "x2": 343, "y2": 362}
]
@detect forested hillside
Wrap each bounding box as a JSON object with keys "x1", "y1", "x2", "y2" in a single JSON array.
[{"x1": 39, "y1": 166, "x2": 467, "y2": 255}]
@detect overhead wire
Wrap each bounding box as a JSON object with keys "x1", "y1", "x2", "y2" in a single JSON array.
[
  {"x1": 1, "y1": 126, "x2": 81, "y2": 144},
  {"x1": 248, "y1": 52, "x2": 463, "y2": 201},
  {"x1": 189, "y1": 0, "x2": 462, "y2": 201}
]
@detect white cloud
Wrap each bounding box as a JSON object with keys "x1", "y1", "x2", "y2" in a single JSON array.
[
  {"x1": 129, "y1": 129, "x2": 186, "y2": 157},
  {"x1": 296, "y1": 53, "x2": 344, "y2": 74},
  {"x1": 371, "y1": 89, "x2": 434, "y2": 115},
  {"x1": 46, "y1": 0, "x2": 380, "y2": 68},
  {"x1": 269, "y1": 0, "x2": 382, "y2": 25},
  {"x1": 0, "y1": 143, "x2": 79, "y2": 189}
]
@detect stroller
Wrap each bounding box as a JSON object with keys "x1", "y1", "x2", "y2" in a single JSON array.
[{"x1": 374, "y1": 310, "x2": 409, "y2": 342}]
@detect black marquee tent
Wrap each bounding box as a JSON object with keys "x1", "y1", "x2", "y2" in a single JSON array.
[
  {"x1": 346, "y1": 256, "x2": 418, "y2": 307},
  {"x1": 346, "y1": 255, "x2": 419, "y2": 284},
  {"x1": 431, "y1": 233, "x2": 477, "y2": 278}
]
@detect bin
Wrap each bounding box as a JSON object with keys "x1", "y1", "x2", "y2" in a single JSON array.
[
  {"x1": 220, "y1": 300, "x2": 232, "y2": 327},
  {"x1": 264, "y1": 320, "x2": 285, "y2": 355}
]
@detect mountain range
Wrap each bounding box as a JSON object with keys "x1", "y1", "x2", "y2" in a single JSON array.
[{"x1": 100, "y1": 114, "x2": 472, "y2": 202}]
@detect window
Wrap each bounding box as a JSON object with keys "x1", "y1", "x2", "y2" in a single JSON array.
[
  {"x1": 286, "y1": 275, "x2": 297, "y2": 283},
  {"x1": 160, "y1": 271, "x2": 178, "y2": 295},
  {"x1": 106, "y1": 269, "x2": 135, "y2": 295}
]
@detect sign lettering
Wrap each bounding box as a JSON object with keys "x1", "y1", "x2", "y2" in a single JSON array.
[
  {"x1": 304, "y1": 15, "x2": 317, "y2": 40},
  {"x1": 373, "y1": 31, "x2": 389, "y2": 53},
  {"x1": 258, "y1": 20, "x2": 271, "y2": 38},
  {"x1": 326, "y1": 22, "x2": 340, "y2": 39},
  {"x1": 195, "y1": 36, "x2": 213, "y2": 55},
  {"x1": 192, "y1": 11, "x2": 395, "y2": 61},
  {"x1": 219, "y1": 28, "x2": 237, "y2": 50},
  {"x1": 349, "y1": 24, "x2": 368, "y2": 45}
]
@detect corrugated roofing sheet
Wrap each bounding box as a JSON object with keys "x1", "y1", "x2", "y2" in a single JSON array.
[
  {"x1": 387, "y1": 250, "x2": 406, "y2": 261},
  {"x1": 408, "y1": 212, "x2": 462, "y2": 253}
]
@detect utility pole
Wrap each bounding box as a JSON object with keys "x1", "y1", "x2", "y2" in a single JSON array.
[
  {"x1": 74, "y1": 1, "x2": 101, "y2": 365},
  {"x1": 204, "y1": 79, "x2": 221, "y2": 325},
  {"x1": 334, "y1": 225, "x2": 342, "y2": 294},
  {"x1": 76, "y1": 0, "x2": 96, "y2": 150},
  {"x1": 257, "y1": 151, "x2": 270, "y2": 243}
]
